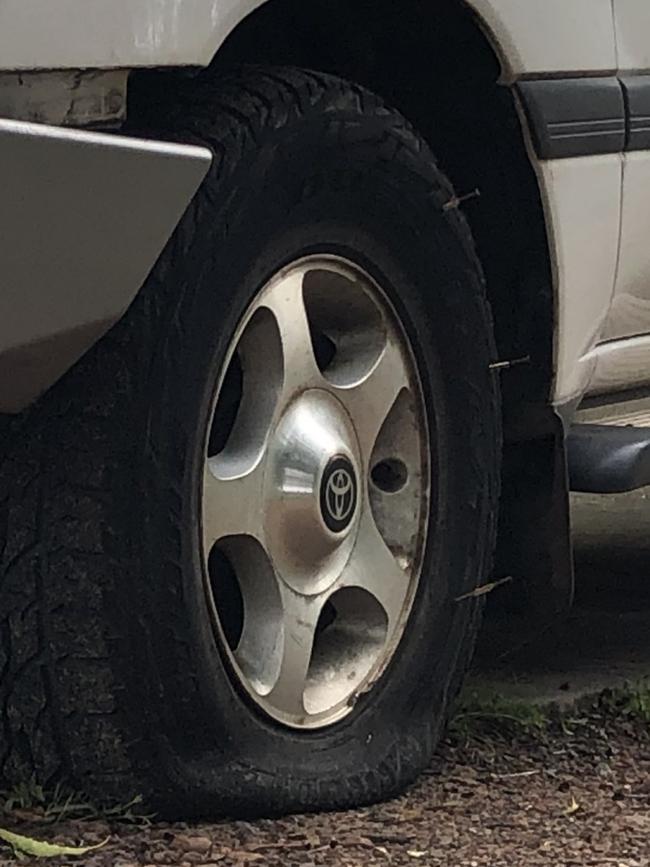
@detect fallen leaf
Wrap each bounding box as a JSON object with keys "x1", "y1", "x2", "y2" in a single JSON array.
[
  {"x1": 0, "y1": 827, "x2": 109, "y2": 858},
  {"x1": 564, "y1": 795, "x2": 580, "y2": 815}
]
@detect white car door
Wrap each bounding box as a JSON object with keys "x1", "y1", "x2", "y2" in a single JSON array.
[{"x1": 587, "y1": 1, "x2": 650, "y2": 394}]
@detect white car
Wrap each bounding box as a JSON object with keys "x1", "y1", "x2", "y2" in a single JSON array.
[{"x1": 0, "y1": 0, "x2": 647, "y2": 817}]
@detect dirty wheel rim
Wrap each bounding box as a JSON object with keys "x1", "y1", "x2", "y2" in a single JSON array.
[{"x1": 201, "y1": 255, "x2": 430, "y2": 729}]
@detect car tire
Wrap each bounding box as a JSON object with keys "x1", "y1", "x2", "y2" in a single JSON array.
[{"x1": 0, "y1": 67, "x2": 500, "y2": 818}]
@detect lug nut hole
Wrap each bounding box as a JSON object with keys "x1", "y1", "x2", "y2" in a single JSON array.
[{"x1": 370, "y1": 458, "x2": 408, "y2": 493}]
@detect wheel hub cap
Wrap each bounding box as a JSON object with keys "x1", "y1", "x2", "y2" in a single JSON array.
[{"x1": 264, "y1": 389, "x2": 360, "y2": 595}]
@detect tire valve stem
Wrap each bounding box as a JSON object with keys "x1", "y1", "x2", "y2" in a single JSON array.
[
  {"x1": 489, "y1": 355, "x2": 531, "y2": 371},
  {"x1": 442, "y1": 187, "x2": 480, "y2": 211}
]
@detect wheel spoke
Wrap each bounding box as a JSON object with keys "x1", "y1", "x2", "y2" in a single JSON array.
[
  {"x1": 337, "y1": 506, "x2": 413, "y2": 630},
  {"x1": 334, "y1": 338, "x2": 410, "y2": 465},
  {"x1": 202, "y1": 455, "x2": 265, "y2": 548},
  {"x1": 260, "y1": 268, "x2": 323, "y2": 399},
  {"x1": 267, "y1": 585, "x2": 323, "y2": 718}
]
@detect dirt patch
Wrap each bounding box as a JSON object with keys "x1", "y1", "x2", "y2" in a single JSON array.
[{"x1": 2, "y1": 707, "x2": 649, "y2": 867}]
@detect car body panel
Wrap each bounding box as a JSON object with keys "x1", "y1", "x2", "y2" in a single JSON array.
[
  {"x1": 602, "y1": 153, "x2": 650, "y2": 345},
  {"x1": 614, "y1": 0, "x2": 650, "y2": 72},
  {"x1": 0, "y1": 119, "x2": 211, "y2": 412},
  {"x1": 540, "y1": 155, "x2": 622, "y2": 404},
  {"x1": 587, "y1": 334, "x2": 650, "y2": 396},
  {"x1": 0, "y1": 0, "x2": 616, "y2": 78},
  {"x1": 583, "y1": 150, "x2": 650, "y2": 398},
  {"x1": 468, "y1": 0, "x2": 616, "y2": 80},
  {"x1": 583, "y1": 3, "x2": 650, "y2": 397},
  {"x1": 0, "y1": 0, "x2": 648, "y2": 410}
]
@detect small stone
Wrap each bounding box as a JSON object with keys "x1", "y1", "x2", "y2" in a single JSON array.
[
  {"x1": 186, "y1": 836, "x2": 213, "y2": 854},
  {"x1": 174, "y1": 834, "x2": 212, "y2": 854},
  {"x1": 183, "y1": 854, "x2": 208, "y2": 864}
]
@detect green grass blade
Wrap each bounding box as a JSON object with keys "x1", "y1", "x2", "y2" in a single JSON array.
[{"x1": 0, "y1": 827, "x2": 108, "y2": 858}]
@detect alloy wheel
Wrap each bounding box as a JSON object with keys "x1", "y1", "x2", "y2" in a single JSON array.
[{"x1": 202, "y1": 255, "x2": 430, "y2": 728}]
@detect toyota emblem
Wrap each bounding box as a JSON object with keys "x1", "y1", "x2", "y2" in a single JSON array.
[{"x1": 320, "y1": 457, "x2": 358, "y2": 533}]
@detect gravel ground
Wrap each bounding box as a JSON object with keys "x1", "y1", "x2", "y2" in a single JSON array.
[{"x1": 1, "y1": 709, "x2": 649, "y2": 867}]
